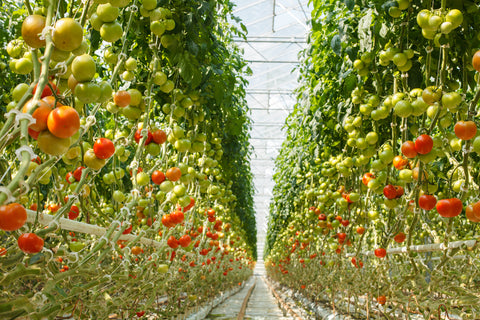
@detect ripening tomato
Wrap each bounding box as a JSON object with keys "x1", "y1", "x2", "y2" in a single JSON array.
[
  {"x1": 131, "y1": 246, "x2": 143, "y2": 255},
  {"x1": 465, "y1": 201, "x2": 480, "y2": 222},
  {"x1": 392, "y1": 155, "x2": 409, "y2": 170},
  {"x1": 22, "y1": 15, "x2": 46, "y2": 48},
  {"x1": 436, "y1": 198, "x2": 463, "y2": 218},
  {"x1": 454, "y1": 121, "x2": 477, "y2": 140},
  {"x1": 401, "y1": 141, "x2": 417, "y2": 158},
  {"x1": 374, "y1": 248, "x2": 387, "y2": 258},
  {"x1": 394, "y1": 232, "x2": 406, "y2": 243},
  {"x1": 114, "y1": 90, "x2": 131, "y2": 108},
  {"x1": 93, "y1": 138, "x2": 115, "y2": 159},
  {"x1": 166, "y1": 167, "x2": 182, "y2": 181},
  {"x1": 414, "y1": 134, "x2": 433, "y2": 155},
  {"x1": 18, "y1": 233, "x2": 44, "y2": 254},
  {"x1": 152, "y1": 129, "x2": 167, "y2": 144},
  {"x1": 472, "y1": 50, "x2": 480, "y2": 72},
  {"x1": 22, "y1": 98, "x2": 53, "y2": 132},
  {"x1": 356, "y1": 226, "x2": 365, "y2": 234},
  {"x1": 418, "y1": 194, "x2": 436, "y2": 210},
  {"x1": 47, "y1": 106, "x2": 80, "y2": 139},
  {"x1": 0, "y1": 203, "x2": 27, "y2": 231}
]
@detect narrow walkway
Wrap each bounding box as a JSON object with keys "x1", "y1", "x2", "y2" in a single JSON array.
[{"x1": 206, "y1": 265, "x2": 292, "y2": 319}]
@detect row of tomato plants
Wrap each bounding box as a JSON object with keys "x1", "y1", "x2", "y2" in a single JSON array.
[
  {"x1": 0, "y1": 0, "x2": 256, "y2": 318},
  {"x1": 267, "y1": 0, "x2": 480, "y2": 318}
]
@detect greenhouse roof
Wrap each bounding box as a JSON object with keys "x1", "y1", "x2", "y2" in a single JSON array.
[{"x1": 231, "y1": 0, "x2": 312, "y2": 258}]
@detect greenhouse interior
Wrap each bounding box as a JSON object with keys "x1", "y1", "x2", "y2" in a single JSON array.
[{"x1": 1, "y1": 0, "x2": 480, "y2": 318}]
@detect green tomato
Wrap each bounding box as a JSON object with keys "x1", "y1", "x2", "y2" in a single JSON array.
[
  {"x1": 398, "y1": 169, "x2": 413, "y2": 182},
  {"x1": 157, "y1": 264, "x2": 169, "y2": 273},
  {"x1": 379, "y1": 148, "x2": 394, "y2": 164},
  {"x1": 365, "y1": 132, "x2": 378, "y2": 144},
  {"x1": 69, "y1": 242, "x2": 85, "y2": 252},
  {"x1": 113, "y1": 190, "x2": 125, "y2": 203},
  {"x1": 160, "y1": 180, "x2": 174, "y2": 192},
  {"x1": 472, "y1": 136, "x2": 480, "y2": 154},
  {"x1": 136, "y1": 172, "x2": 150, "y2": 186},
  {"x1": 173, "y1": 184, "x2": 186, "y2": 197},
  {"x1": 368, "y1": 210, "x2": 379, "y2": 220}
]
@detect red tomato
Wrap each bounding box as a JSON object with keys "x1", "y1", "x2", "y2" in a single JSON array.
[
  {"x1": 418, "y1": 194, "x2": 436, "y2": 210},
  {"x1": 377, "y1": 295, "x2": 387, "y2": 305},
  {"x1": 393, "y1": 232, "x2": 406, "y2": 243},
  {"x1": 374, "y1": 248, "x2": 387, "y2": 258},
  {"x1": 134, "y1": 128, "x2": 153, "y2": 145},
  {"x1": 65, "y1": 171, "x2": 74, "y2": 184},
  {"x1": 93, "y1": 138, "x2": 115, "y2": 159},
  {"x1": 318, "y1": 214, "x2": 326, "y2": 221},
  {"x1": 171, "y1": 210, "x2": 184, "y2": 224},
  {"x1": 151, "y1": 170, "x2": 166, "y2": 185},
  {"x1": 383, "y1": 184, "x2": 397, "y2": 200},
  {"x1": 401, "y1": 141, "x2": 417, "y2": 158},
  {"x1": 178, "y1": 234, "x2": 192, "y2": 247},
  {"x1": 436, "y1": 198, "x2": 463, "y2": 218},
  {"x1": 414, "y1": 134, "x2": 433, "y2": 155},
  {"x1": 454, "y1": 121, "x2": 477, "y2": 140},
  {"x1": 341, "y1": 219, "x2": 349, "y2": 227},
  {"x1": 28, "y1": 128, "x2": 40, "y2": 140},
  {"x1": 68, "y1": 205, "x2": 80, "y2": 220},
  {"x1": 162, "y1": 214, "x2": 175, "y2": 228},
  {"x1": 167, "y1": 236, "x2": 179, "y2": 249},
  {"x1": 73, "y1": 166, "x2": 86, "y2": 181},
  {"x1": 122, "y1": 224, "x2": 132, "y2": 234},
  {"x1": 394, "y1": 186, "x2": 404, "y2": 198},
  {"x1": 18, "y1": 233, "x2": 44, "y2": 254},
  {"x1": 33, "y1": 81, "x2": 58, "y2": 98},
  {"x1": 0, "y1": 203, "x2": 27, "y2": 231}
]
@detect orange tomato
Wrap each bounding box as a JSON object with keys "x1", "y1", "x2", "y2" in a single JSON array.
[{"x1": 47, "y1": 106, "x2": 80, "y2": 138}]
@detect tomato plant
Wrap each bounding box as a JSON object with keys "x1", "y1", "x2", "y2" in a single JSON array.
[
  {"x1": 0, "y1": 0, "x2": 256, "y2": 318},
  {"x1": 266, "y1": 0, "x2": 480, "y2": 317}
]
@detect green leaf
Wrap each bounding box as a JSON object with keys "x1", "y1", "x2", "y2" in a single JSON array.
[
  {"x1": 331, "y1": 34, "x2": 342, "y2": 56},
  {"x1": 344, "y1": 0, "x2": 355, "y2": 11}
]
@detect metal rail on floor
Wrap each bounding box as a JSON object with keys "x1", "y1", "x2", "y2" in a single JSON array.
[{"x1": 237, "y1": 277, "x2": 256, "y2": 320}]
